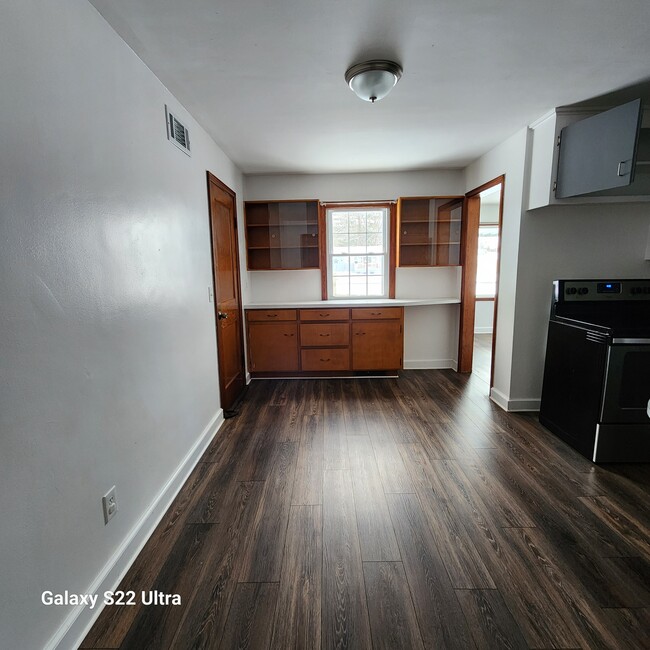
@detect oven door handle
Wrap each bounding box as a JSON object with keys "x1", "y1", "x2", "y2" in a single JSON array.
[
  {"x1": 612, "y1": 338, "x2": 650, "y2": 344},
  {"x1": 647, "y1": 399, "x2": 650, "y2": 419}
]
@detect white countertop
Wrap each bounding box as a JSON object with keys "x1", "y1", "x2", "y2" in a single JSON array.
[{"x1": 244, "y1": 297, "x2": 460, "y2": 309}]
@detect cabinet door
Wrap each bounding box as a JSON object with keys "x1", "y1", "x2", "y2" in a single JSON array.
[
  {"x1": 556, "y1": 99, "x2": 642, "y2": 198},
  {"x1": 351, "y1": 321, "x2": 402, "y2": 370},
  {"x1": 248, "y1": 322, "x2": 299, "y2": 372}
]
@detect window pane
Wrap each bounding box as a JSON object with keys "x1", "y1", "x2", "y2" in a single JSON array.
[
  {"x1": 367, "y1": 277, "x2": 383, "y2": 295},
  {"x1": 476, "y1": 225, "x2": 499, "y2": 297},
  {"x1": 333, "y1": 276, "x2": 350, "y2": 296},
  {"x1": 348, "y1": 213, "x2": 366, "y2": 233},
  {"x1": 331, "y1": 213, "x2": 348, "y2": 233},
  {"x1": 332, "y1": 233, "x2": 349, "y2": 254},
  {"x1": 366, "y1": 232, "x2": 383, "y2": 252},
  {"x1": 350, "y1": 276, "x2": 367, "y2": 296},
  {"x1": 349, "y1": 233, "x2": 366, "y2": 252},
  {"x1": 332, "y1": 256, "x2": 350, "y2": 276},
  {"x1": 350, "y1": 255, "x2": 367, "y2": 275},
  {"x1": 367, "y1": 255, "x2": 383, "y2": 276},
  {"x1": 366, "y1": 212, "x2": 383, "y2": 233}
]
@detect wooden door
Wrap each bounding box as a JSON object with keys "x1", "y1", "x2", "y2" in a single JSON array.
[{"x1": 207, "y1": 172, "x2": 245, "y2": 412}]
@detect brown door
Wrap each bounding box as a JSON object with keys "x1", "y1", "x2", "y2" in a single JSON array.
[{"x1": 207, "y1": 172, "x2": 245, "y2": 411}]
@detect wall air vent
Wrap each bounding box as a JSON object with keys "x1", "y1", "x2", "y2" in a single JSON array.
[{"x1": 165, "y1": 105, "x2": 191, "y2": 156}]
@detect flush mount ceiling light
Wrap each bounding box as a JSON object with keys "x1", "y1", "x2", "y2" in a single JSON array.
[{"x1": 345, "y1": 60, "x2": 403, "y2": 103}]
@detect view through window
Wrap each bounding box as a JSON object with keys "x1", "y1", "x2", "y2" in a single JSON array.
[{"x1": 327, "y1": 207, "x2": 389, "y2": 298}]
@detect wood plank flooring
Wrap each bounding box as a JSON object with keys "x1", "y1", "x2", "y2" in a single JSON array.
[{"x1": 81, "y1": 370, "x2": 650, "y2": 649}]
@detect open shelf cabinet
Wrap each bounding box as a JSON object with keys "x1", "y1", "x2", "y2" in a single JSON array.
[
  {"x1": 244, "y1": 200, "x2": 320, "y2": 270},
  {"x1": 397, "y1": 196, "x2": 464, "y2": 266}
]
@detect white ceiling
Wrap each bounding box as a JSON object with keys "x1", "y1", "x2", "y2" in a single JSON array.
[{"x1": 89, "y1": 0, "x2": 650, "y2": 175}]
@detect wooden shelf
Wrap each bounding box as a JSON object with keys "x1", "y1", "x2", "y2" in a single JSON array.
[
  {"x1": 397, "y1": 196, "x2": 464, "y2": 267},
  {"x1": 244, "y1": 200, "x2": 320, "y2": 270}
]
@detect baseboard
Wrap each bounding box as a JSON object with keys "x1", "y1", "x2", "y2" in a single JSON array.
[
  {"x1": 490, "y1": 388, "x2": 540, "y2": 412},
  {"x1": 48, "y1": 410, "x2": 225, "y2": 650},
  {"x1": 474, "y1": 327, "x2": 493, "y2": 334},
  {"x1": 404, "y1": 359, "x2": 457, "y2": 370}
]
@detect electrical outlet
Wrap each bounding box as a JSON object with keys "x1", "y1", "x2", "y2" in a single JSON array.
[{"x1": 102, "y1": 486, "x2": 118, "y2": 525}]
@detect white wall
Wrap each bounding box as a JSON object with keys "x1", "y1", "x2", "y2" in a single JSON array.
[
  {"x1": 466, "y1": 124, "x2": 650, "y2": 410},
  {"x1": 512, "y1": 202, "x2": 650, "y2": 403},
  {"x1": 0, "y1": 2, "x2": 243, "y2": 648},
  {"x1": 244, "y1": 171, "x2": 464, "y2": 367},
  {"x1": 464, "y1": 128, "x2": 529, "y2": 407}
]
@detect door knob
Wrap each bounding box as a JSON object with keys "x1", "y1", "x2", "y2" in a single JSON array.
[
  {"x1": 647, "y1": 398, "x2": 650, "y2": 419},
  {"x1": 218, "y1": 311, "x2": 229, "y2": 320}
]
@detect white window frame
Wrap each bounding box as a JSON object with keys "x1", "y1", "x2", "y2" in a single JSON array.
[{"x1": 325, "y1": 205, "x2": 390, "y2": 299}]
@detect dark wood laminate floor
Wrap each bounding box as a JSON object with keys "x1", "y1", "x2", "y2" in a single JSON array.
[{"x1": 81, "y1": 371, "x2": 650, "y2": 649}]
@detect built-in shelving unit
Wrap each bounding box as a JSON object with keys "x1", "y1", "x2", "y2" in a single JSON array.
[
  {"x1": 397, "y1": 197, "x2": 464, "y2": 266},
  {"x1": 244, "y1": 200, "x2": 320, "y2": 270}
]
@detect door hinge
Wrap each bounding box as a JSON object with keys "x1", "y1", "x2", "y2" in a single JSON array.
[
  {"x1": 553, "y1": 180, "x2": 557, "y2": 194},
  {"x1": 556, "y1": 133, "x2": 561, "y2": 146}
]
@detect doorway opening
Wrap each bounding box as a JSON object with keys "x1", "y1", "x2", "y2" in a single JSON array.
[{"x1": 458, "y1": 176, "x2": 504, "y2": 393}]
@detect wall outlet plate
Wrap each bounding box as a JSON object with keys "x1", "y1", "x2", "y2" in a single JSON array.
[{"x1": 102, "y1": 486, "x2": 118, "y2": 525}]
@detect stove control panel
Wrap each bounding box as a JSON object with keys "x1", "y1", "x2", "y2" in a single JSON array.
[{"x1": 556, "y1": 279, "x2": 650, "y2": 302}]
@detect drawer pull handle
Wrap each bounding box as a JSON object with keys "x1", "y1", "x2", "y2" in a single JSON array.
[
  {"x1": 320, "y1": 333, "x2": 330, "y2": 337},
  {"x1": 371, "y1": 312, "x2": 381, "y2": 316},
  {"x1": 319, "y1": 313, "x2": 330, "y2": 317},
  {"x1": 320, "y1": 358, "x2": 331, "y2": 362},
  {"x1": 267, "y1": 314, "x2": 278, "y2": 318},
  {"x1": 355, "y1": 332, "x2": 366, "y2": 336},
  {"x1": 283, "y1": 333, "x2": 294, "y2": 337}
]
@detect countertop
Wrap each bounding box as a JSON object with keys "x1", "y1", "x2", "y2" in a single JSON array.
[{"x1": 244, "y1": 297, "x2": 460, "y2": 309}]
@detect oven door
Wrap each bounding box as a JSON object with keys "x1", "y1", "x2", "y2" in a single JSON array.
[{"x1": 601, "y1": 341, "x2": 650, "y2": 424}]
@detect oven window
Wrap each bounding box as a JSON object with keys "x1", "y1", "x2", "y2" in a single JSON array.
[{"x1": 619, "y1": 351, "x2": 650, "y2": 409}]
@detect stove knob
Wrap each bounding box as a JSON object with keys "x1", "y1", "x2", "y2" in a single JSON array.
[
  {"x1": 566, "y1": 287, "x2": 577, "y2": 295},
  {"x1": 631, "y1": 287, "x2": 641, "y2": 295},
  {"x1": 644, "y1": 287, "x2": 650, "y2": 294},
  {"x1": 578, "y1": 287, "x2": 589, "y2": 295}
]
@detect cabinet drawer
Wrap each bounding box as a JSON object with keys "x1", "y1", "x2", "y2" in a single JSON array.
[
  {"x1": 351, "y1": 307, "x2": 402, "y2": 320},
  {"x1": 247, "y1": 309, "x2": 297, "y2": 322},
  {"x1": 300, "y1": 323, "x2": 350, "y2": 347},
  {"x1": 299, "y1": 308, "x2": 349, "y2": 322},
  {"x1": 301, "y1": 348, "x2": 350, "y2": 371}
]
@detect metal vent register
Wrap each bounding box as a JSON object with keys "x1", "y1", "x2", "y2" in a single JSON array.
[{"x1": 165, "y1": 105, "x2": 191, "y2": 156}]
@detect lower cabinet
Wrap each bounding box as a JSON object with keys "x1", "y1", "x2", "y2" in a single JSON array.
[
  {"x1": 351, "y1": 321, "x2": 403, "y2": 370},
  {"x1": 247, "y1": 321, "x2": 298, "y2": 372},
  {"x1": 246, "y1": 306, "x2": 403, "y2": 376}
]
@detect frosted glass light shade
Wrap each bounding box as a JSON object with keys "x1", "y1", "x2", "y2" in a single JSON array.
[{"x1": 345, "y1": 60, "x2": 403, "y2": 103}]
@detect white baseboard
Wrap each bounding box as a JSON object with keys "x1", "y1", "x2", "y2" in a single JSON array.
[
  {"x1": 404, "y1": 359, "x2": 457, "y2": 370},
  {"x1": 490, "y1": 388, "x2": 540, "y2": 412},
  {"x1": 49, "y1": 410, "x2": 225, "y2": 650},
  {"x1": 474, "y1": 327, "x2": 493, "y2": 334}
]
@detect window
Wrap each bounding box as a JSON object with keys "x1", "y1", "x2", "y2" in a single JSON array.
[
  {"x1": 476, "y1": 224, "x2": 499, "y2": 297},
  {"x1": 326, "y1": 206, "x2": 389, "y2": 298}
]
